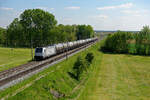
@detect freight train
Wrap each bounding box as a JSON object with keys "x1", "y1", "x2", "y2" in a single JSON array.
[{"x1": 34, "y1": 37, "x2": 97, "y2": 60}]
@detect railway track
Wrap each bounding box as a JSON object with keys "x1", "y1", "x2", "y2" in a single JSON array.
[{"x1": 0, "y1": 40, "x2": 97, "y2": 90}]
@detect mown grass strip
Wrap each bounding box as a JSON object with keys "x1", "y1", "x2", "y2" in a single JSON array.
[{"x1": 77, "y1": 54, "x2": 150, "y2": 100}]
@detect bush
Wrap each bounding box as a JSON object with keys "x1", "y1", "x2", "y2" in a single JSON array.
[
  {"x1": 101, "y1": 31, "x2": 133, "y2": 53},
  {"x1": 135, "y1": 26, "x2": 150, "y2": 55},
  {"x1": 72, "y1": 56, "x2": 86, "y2": 80},
  {"x1": 85, "y1": 52, "x2": 94, "y2": 64},
  {"x1": 101, "y1": 26, "x2": 150, "y2": 56},
  {"x1": 69, "y1": 53, "x2": 94, "y2": 81}
]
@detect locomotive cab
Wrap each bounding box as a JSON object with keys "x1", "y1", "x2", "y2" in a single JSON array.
[{"x1": 34, "y1": 47, "x2": 45, "y2": 60}]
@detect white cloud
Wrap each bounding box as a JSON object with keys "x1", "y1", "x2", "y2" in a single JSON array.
[
  {"x1": 122, "y1": 9, "x2": 149, "y2": 14},
  {"x1": 37, "y1": 7, "x2": 54, "y2": 11},
  {"x1": 97, "y1": 3, "x2": 133, "y2": 10},
  {"x1": 65, "y1": 6, "x2": 80, "y2": 10},
  {"x1": 0, "y1": 7, "x2": 13, "y2": 11},
  {"x1": 121, "y1": 9, "x2": 149, "y2": 16},
  {"x1": 90, "y1": 14, "x2": 150, "y2": 31},
  {"x1": 37, "y1": 7, "x2": 47, "y2": 10},
  {"x1": 119, "y1": 15, "x2": 150, "y2": 30},
  {"x1": 92, "y1": 14, "x2": 108, "y2": 19},
  {"x1": 64, "y1": 18, "x2": 72, "y2": 21},
  {"x1": 50, "y1": 8, "x2": 54, "y2": 10},
  {"x1": 122, "y1": 10, "x2": 140, "y2": 14}
]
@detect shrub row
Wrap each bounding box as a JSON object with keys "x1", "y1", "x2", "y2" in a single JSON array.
[{"x1": 101, "y1": 26, "x2": 150, "y2": 55}]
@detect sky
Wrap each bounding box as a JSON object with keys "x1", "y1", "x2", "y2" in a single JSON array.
[{"x1": 0, "y1": 0, "x2": 150, "y2": 31}]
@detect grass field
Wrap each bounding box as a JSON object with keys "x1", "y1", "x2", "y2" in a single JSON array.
[
  {"x1": 0, "y1": 42, "x2": 102, "y2": 100},
  {"x1": 0, "y1": 47, "x2": 32, "y2": 72},
  {"x1": 0, "y1": 42, "x2": 150, "y2": 100},
  {"x1": 77, "y1": 54, "x2": 150, "y2": 100}
]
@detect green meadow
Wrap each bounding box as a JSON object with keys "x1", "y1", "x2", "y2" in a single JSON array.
[
  {"x1": 77, "y1": 54, "x2": 150, "y2": 100},
  {"x1": 0, "y1": 42, "x2": 150, "y2": 100},
  {"x1": 0, "y1": 47, "x2": 32, "y2": 72}
]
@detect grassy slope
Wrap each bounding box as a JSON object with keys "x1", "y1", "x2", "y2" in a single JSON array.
[
  {"x1": 0, "y1": 42, "x2": 102, "y2": 100},
  {"x1": 77, "y1": 54, "x2": 150, "y2": 100},
  {"x1": 1, "y1": 42, "x2": 150, "y2": 100},
  {"x1": 0, "y1": 47, "x2": 32, "y2": 72}
]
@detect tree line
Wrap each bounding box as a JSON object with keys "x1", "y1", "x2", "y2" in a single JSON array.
[
  {"x1": 101, "y1": 26, "x2": 150, "y2": 55},
  {"x1": 0, "y1": 9, "x2": 94, "y2": 48}
]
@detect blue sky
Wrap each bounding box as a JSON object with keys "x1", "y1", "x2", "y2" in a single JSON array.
[{"x1": 0, "y1": 0, "x2": 150, "y2": 31}]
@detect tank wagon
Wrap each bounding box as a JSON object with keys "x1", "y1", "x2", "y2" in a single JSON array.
[{"x1": 34, "y1": 37, "x2": 97, "y2": 60}]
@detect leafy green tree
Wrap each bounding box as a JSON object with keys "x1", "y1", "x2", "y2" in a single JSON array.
[
  {"x1": 0, "y1": 27, "x2": 6, "y2": 45},
  {"x1": 76, "y1": 25, "x2": 94, "y2": 40},
  {"x1": 64, "y1": 25, "x2": 76, "y2": 41},
  {"x1": 20, "y1": 9, "x2": 57, "y2": 47},
  {"x1": 49, "y1": 25, "x2": 66, "y2": 44},
  {"x1": 7, "y1": 18, "x2": 24, "y2": 47},
  {"x1": 5, "y1": 9, "x2": 95, "y2": 48},
  {"x1": 49, "y1": 24, "x2": 77, "y2": 44},
  {"x1": 101, "y1": 31, "x2": 132, "y2": 53},
  {"x1": 101, "y1": 26, "x2": 150, "y2": 55},
  {"x1": 135, "y1": 26, "x2": 150, "y2": 55}
]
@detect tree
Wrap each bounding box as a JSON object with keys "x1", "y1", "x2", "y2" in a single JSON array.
[
  {"x1": 101, "y1": 26, "x2": 150, "y2": 55},
  {"x1": 7, "y1": 18, "x2": 24, "y2": 47},
  {"x1": 20, "y1": 9, "x2": 57, "y2": 47},
  {"x1": 0, "y1": 27, "x2": 6, "y2": 45},
  {"x1": 135, "y1": 26, "x2": 150, "y2": 55},
  {"x1": 49, "y1": 25, "x2": 66, "y2": 44},
  {"x1": 49, "y1": 24, "x2": 77, "y2": 44},
  {"x1": 76, "y1": 25, "x2": 94, "y2": 40},
  {"x1": 5, "y1": 8, "x2": 95, "y2": 48},
  {"x1": 101, "y1": 31, "x2": 132, "y2": 53},
  {"x1": 64, "y1": 25, "x2": 76, "y2": 41}
]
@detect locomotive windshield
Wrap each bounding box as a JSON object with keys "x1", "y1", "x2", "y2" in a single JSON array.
[{"x1": 35, "y1": 48, "x2": 43, "y2": 53}]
